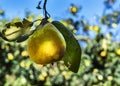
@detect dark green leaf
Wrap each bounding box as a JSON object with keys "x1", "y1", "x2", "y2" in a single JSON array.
[
  {"x1": 15, "y1": 22, "x2": 23, "y2": 28},
  {"x1": 22, "y1": 18, "x2": 33, "y2": 28},
  {"x1": 5, "y1": 23, "x2": 11, "y2": 28},
  {"x1": 16, "y1": 35, "x2": 29, "y2": 42},
  {"x1": 52, "y1": 21, "x2": 82, "y2": 73}
]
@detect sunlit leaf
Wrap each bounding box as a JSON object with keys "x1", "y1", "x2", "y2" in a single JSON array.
[{"x1": 1, "y1": 24, "x2": 22, "y2": 41}]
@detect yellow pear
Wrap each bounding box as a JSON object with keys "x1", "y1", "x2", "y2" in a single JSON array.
[{"x1": 27, "y1": 23, "x2": 66, "y2": 65}]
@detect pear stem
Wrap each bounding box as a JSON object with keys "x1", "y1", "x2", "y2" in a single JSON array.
[
  {"x1": 43, "y1": 0, "x2": 50, "y2": 19},
  {"x1": 36, "y1": 0, "x2": 50, "y2": 19}
]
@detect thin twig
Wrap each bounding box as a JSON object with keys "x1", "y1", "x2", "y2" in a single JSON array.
[
  {"x1": 36, "y1": 1, "x2": 42, "y2": 9},
  {"x1": 43, "y1": 0, "x2": 50, "y2": 19}
]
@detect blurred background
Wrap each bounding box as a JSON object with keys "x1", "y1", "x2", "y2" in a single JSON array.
[{"x1": 1, "y1": 0, "x2": 120, "y2": 86}]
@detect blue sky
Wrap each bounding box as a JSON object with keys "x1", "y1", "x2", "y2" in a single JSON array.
[
  {"x1": 0, "y1": 0, "x2": 120, "y2": 21},
  {"x1": 1, "y1": 0, "x2": 120, "y2": 43},
  {"x1": 0, "y1": 0, "x2": 105, "y2": 21}
]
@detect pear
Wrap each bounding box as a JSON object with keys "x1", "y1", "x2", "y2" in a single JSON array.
[{"x1": 27, "y1": 23, "x2": 66, "y2": 65}]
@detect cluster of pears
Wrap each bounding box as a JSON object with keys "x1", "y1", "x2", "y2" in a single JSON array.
[{"x1": 27, "y1": 22, "x2": 66, "y2": 65}]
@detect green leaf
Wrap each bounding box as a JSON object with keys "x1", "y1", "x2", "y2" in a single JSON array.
[
  {"x1": 0, "y1": 10, "x2": 4, "y2": 16},
  {"x1": 2, "y1": 25, "x2": 22, "y2": 41},
  {"x1": 22, "y1": 18, "x2": 33, "y2": 29},
  {"x1": 21, "y1": 18, "x2": 33, "y2": 36},
  {"x1": 15, "y1": 22, "x2": 23, "y2": 28},
  {"x1": 5, "y1": 23, "x2": 11, "y2": 28},
  {"x1": 5, "y1": 21, "x2": 23, "y2": 28},
  {"x1": 52, "y1": 21, "x2": 82, "y2": 73},
  {"x1": 1, "y1": 19, "x2": 33, "y2": 42},
  {"x1": 16, "y1": 35, "x2": 29, "y2": 42}
]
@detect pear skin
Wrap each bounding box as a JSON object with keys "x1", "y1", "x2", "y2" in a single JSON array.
[{"x1": 27, "y1": 23, "x2": 66, "y2": 64}]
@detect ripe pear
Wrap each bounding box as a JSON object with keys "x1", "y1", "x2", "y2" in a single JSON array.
[{"x1": 27, "y1": 23, "x2": 66, "y2": 65}]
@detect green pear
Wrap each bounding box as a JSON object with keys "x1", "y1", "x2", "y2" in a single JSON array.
[{"x1": 27, "y1": 23, "x2": 66, "y2": 65}]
